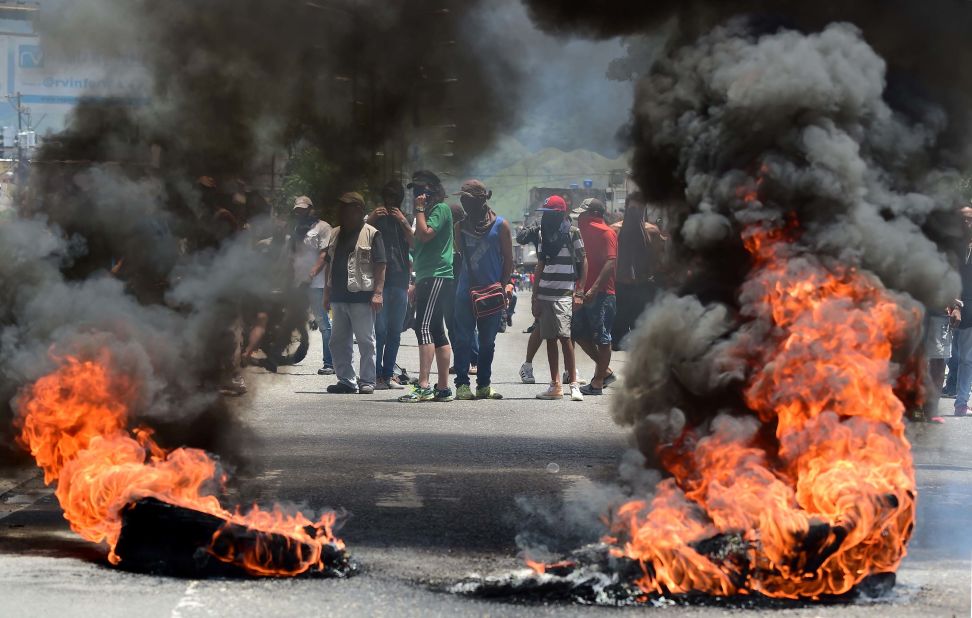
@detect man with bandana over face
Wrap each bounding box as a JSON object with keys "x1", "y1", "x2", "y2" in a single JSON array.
[
  {"x1": 297, "y1": 195, "x2": 335, "y2": 375},
  {"x1": 321, "y1": 192, "x2": 386, "y2": 394},
  {"x1": 532, "y1": 195, "x2": 587, "y2": 402},
  {"x1": 451, "y1": 180, "x2": 513, "y2": 400},
  {"x1": 368, "y1": 180, "x2": 414, "y2": 390}
]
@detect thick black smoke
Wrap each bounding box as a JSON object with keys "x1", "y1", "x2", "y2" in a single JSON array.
[
  {"x1": 525, "y1": 1, "x2": 965, "y2": 455},
  {"x1": 1, "y1": 0, "x2": 519, "y2": 463}
]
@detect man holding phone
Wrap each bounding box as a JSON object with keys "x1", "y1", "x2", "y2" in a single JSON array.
[{"x1": 399, "y1": 170, "x2": 455, "y2": 403}]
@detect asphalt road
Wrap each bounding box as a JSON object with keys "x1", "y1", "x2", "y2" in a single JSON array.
[{"x1": 1, "y1": 300, "x2": 970, "y2": 617}]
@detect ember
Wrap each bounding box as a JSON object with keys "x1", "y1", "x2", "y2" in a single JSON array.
[{"x1": 15, "y1": 355, "x2": 353, "y2": 577}]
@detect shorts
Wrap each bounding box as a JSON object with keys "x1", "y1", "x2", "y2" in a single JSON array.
[
  {"x1": 572, "y1": 293, "x2": 616, "y2": 346},
  {"x1": 924, "y1": 315, "x2": 952, "y2": 359},
  {"x1": 537, "y1": 298, "x2": 572, "y2": 339},
  {"x1": 414, "y1": 277, "x2": 451, "y2": 348}
]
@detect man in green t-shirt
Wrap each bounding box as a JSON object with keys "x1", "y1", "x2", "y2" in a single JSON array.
[{"x1": 399, "y1": 170, "x2": 455, "y2": 403}]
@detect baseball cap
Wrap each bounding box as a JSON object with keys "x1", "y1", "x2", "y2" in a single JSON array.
[
  {"x1": 292, "y1": 195, "x2": 313, "y2": 210},
  {"x1": 406, "y1": 170, "x2": 441, "y2": 189},
  {"x1": 536, "y1": 195, "x2": 568, "y2": 213},
  {"x1": 572, "y1": 197, "x2": 605, "y2": 216},
  {"x1": 453, "y1": 179, "x2": 490, "y2": 199},
  {"x1": 338, "y1": 192, "x2": 365, "y2": 208}
]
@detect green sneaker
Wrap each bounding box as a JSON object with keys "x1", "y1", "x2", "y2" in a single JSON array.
[
  {"x1": 476, "y1": 386, "x2": 503, "y2": 400},
  {"x1": 456, "y1": 384, "x2": 475, "y2": 400},
  {"x1": 399, "y1": 386, "x2": 434, "y2": 403}
]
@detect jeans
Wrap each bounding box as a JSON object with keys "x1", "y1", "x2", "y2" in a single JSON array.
[
  {"x1": 375, "y1": 286, "x2": 408, "y2": 380},
  {"x1": 445, "y1": 284, "x2": 478, "y2": 364},
  {"x1": 955, "y1": 328, "x2": 972, "y2": 411},
  {"x1": 453, "y1": 294, "x2": 502, "y2": 388},
  {"x1": 308, "y1": 287, "x2": 333, "y2": 368},
  {"x1": 571, "y1": 293, "x2": 617, "y2": 345},
  {"x1": 329, "y1": 302, "x2": 377, "y2": 388}
]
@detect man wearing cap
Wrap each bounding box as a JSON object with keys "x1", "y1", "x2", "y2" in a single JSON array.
[
  {"x1": 533, "y1": 195, "x2": 587, "y2": 402},
  {"x1": 320, "y1": 192, "x2": 386, "y2": 394},
  {"x1": 368, "y1": 180, "x2": 413, "y2": 390},
  {"x1": 299, "y1": 196, "x2": 335, "y2": 375},
  {"x1": 451, "y1": 179, "x2": 513, "y2": 401},
  {"x1": 399, "y1": 170, "x2": 455, "y2": 403},
  {"x1": 572, "y1": 198, "x2": 618, "y2": 395}
]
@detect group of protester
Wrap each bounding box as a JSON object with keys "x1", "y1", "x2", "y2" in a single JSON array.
[
  {"x1": 291, "y1": 171, "x2": 512, "y2": 402},
  {"x1": 513, "y1": 191, "x2": 666, "y2": 400},
  {"x1": 284, "y1": 169, "x2": 668, "y2": 404}
]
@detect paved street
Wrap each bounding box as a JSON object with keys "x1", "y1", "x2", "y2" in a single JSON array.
[{"x1": 1, "y1": 305, "x2": 970, "y2": 617}]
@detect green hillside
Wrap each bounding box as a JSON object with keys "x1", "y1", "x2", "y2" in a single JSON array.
[{"x1": 472, "y1": 144, "x2": 628, "y2": 222}]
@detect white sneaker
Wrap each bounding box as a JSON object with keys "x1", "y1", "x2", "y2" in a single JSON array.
[
  {"x1": 520, "y1": 362, "x2": 536, "y2": 384},
  {"x1": 569, "y1": 382, "x2": 584, "y2": 402},
  {"x1": 387, "y1": 377, "x2": 406, "y2": 390}
]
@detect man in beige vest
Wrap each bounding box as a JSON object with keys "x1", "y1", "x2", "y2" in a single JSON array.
[{"x1": 321, "y1": 192, "x2": 387, "y2": 394}]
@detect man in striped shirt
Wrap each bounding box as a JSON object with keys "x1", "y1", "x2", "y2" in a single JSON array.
[{"x1": 532, "y1": 195, "x2": 587, "y2": 401}]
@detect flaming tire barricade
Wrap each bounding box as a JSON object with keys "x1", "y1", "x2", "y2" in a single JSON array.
[
  {"x1": 14, "y1": 356, "x2": 356, "y2": 579},
  {"x1": 456, "y1": 227, "x2": 916, "y2": 605}
]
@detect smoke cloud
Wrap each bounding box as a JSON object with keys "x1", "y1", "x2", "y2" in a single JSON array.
[
  {"x1": 1, "y1": 0, "x2": 523, "y2": 463},
  {"x1": 523, "y1": 1, "x2": 965, "y2": 453}
]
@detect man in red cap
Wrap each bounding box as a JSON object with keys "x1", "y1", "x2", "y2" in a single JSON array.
[{"x1": 532, "y1": 195, "x2": 587, "y2": 401}]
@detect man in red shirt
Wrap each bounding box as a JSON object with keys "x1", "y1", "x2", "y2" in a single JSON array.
[{"x1": 572, "y1": 198, "x2": 618, "y2": 395}]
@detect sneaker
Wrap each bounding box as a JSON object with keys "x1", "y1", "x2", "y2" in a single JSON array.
[
  {"x1": 476, "y1": 386, "x2": 503, "y2": 400},
  {"x1": 536, "y1": 383, "x2": 563, "y2": 400},
  {"x1": 579, "y1": 383, "x2": 602, "y2": 396},
  {"x1": 523, "y1": 324, "x2": 535, "y2": 334},
  {"x1": 520, "y1": 362, "x2": 536, "y2": 384},
  {"x1": 399, "y1": 386, "x2": 435, "y2": 403},
  {"x1": 386, "y1": 377, "x2": 406, "y2": 390},
  {"x1": 374, "y1": 380, "x2": 390, "y2": 391},
  {"x1": 327, "y1": 382, "x2": 357, "y2": 394},
  {"x1": 318, "y1": 365, "x2": 335, "y2": 375},
  {"x1": 563, "y1": 371, "x2": 586, "y2": 386},
  {"x1": 956, "y1": 406, "x2": 968, "y2": 417},
  {"x1": 602, "y1": 372, "x2": 618, "y2": 388},
  {"x1": 456, "y1": 384, "x2": 475, "y2": 400},
  {"x1": 358, "y1": 384, "x2": 375, "y2": 394},
  {"x1": 219, "y1": 375, "x2": 247, "y2": 396},
  {"x1": 469, "y1": 365, "x2": 478, "y2": 375},
  {"x1": 569, "y1": 383, "x2": 584, "y2": 401},
  {"x1": 434, "y1": 387, "x2": 454, "y2": 402}
]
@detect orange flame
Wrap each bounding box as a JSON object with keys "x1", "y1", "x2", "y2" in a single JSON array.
[
  {"x1": 604, "y1": 223, "x2": 917, "y2": 599},
  {"x1": 15, "y1": 355, "x2": 345, "y2": 576}
]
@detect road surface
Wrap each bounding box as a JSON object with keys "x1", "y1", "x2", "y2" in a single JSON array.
[{"x1": 1, "y1": 300, "x2": 969, "y2": 616}]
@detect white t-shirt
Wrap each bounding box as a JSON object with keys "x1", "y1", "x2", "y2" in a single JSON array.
[{"x1": 296, "y1": 220, "x2": 332, "y2": 288}]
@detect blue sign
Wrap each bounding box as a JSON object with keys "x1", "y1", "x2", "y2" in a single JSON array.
[{"x1": 18, "y1": 44, "x2": 42, "y2": 68}]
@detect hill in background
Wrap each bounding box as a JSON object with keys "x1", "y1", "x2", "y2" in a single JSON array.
[{"x1": 467, "y1": 138, "x2": 628, "y2": 222}]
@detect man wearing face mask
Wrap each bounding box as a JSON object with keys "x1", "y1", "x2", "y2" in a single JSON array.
[
  {"x1": 452, "y1": 180, "x2": 513, "y2": 401},
  {"x1": 296, "y1": 196, "x2": 335, "y2": 376},
  {"x1": 533, "y1": 195, "x2": 587, "y2": 402},
  {"x1": 321, "y1": 192, "x2": 386, "y2": 394},
  {"x1": 368, "y1": 180, "x2": 414, "y2": 390},
  {"x1": 399, "y1": 170, "x2": 455, "y2": 403}
]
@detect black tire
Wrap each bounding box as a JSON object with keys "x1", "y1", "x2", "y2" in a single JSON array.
[{"x1": 264, "y1": 325, "x2": 309, "y2": 366}]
